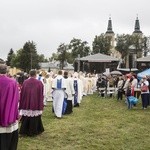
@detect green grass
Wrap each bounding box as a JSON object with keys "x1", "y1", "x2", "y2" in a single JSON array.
[{"x1": 18, "y1": 93, "x2": 150, "y2": 150}]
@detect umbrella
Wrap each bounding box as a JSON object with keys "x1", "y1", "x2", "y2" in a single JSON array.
[
  {"x1": 110, "y1": 70, "x2": 122, "y2": 75},
  {"x1": 103, "y1": 71, "x2": 110, "y2": 76}
]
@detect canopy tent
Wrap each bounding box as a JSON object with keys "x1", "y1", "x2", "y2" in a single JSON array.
[
  {"x1": 79, "y1": 53, "x2": 119, "y2": 62},
  {"x1": 137, "y1": 68, "x2": 150, "y2": 80},
  {"x1": 74, "y1": 53, "x2": 119, "y2": 73}
]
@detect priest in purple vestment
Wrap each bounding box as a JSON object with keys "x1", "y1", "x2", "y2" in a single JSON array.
[
  {"x1": 19, "y1": 69, "x2": 44, "y2": 136},
  {"x1": 0, "y1": 64, "x2": 19, "y2": 150}
]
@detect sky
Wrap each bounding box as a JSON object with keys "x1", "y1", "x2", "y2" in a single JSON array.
[{"x1": 0, "y1": 0, "x2": 149, "y2": 60}]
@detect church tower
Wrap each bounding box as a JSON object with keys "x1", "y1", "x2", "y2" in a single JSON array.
[
  {"x1": 105, "y1": 16, "x2": 115, "y2": 47},
  {"x1": 126, "y1": 16, "x2": 143, "y2": 69},
  {"x1": 133, "y1": 16, "x2": 143, "y2": 36},
  {"x1": 105, "y1": 17, "x2": 121, "y2": 58}
]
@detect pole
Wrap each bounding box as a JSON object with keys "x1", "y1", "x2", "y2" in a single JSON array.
[
  {"x1": 31, "y1": 51, "x2": 32, "y2": 69},
  {"x1": 77, "y1": 54, "x2": 80, "y2": 72}
]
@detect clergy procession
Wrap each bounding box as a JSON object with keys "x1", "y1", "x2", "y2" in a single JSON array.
[
  {"x1": 0, "y1": 64, "x2": 98, "y2": 150},
  {"x1": 1, "y1": 63, "x2": 150, "y2": 150}
]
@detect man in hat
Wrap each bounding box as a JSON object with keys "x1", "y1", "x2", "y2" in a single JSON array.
[{"x1": 0, "y1": 64, "x2": 19, "y2": 150}]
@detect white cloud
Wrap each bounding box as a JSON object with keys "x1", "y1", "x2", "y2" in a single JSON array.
[{"x1": 0, "y1": 0, "x2": 150, "y2": 60}]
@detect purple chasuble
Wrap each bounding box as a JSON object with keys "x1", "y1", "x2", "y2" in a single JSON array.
[
  {"x1": 0, "y1": 75, "x2": 19, "y2": 127},
  {"x1": 19, "y1": 77, "x2": 44, "y2": 110}
]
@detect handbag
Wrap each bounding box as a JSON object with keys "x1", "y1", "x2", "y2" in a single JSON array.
[
  {"x1": 141, "y1": 85, "x2": 148, "y2": 92},
  {"x1": 128, "y1": 96, "x2": 138, "y2": 104}
]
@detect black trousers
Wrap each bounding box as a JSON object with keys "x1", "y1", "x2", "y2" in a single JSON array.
[
  {"x1": 117, "y1": 90, "x2": 123, "y2": 100},
  {"x1": 0, "y1": 129, "x2": 18, "y2": 150},
  {"x1": 141, "y1": 93, "x2": 149, "y2": 108},
  {"x1": 65, "y1": 100, "x2": 73, "y2": 114}
]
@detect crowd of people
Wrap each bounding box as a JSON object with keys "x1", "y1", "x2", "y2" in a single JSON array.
[
  {"x1": 97, "y1": 72, "x2": 150, "y2": 109},
  {"x1": 0, "y1": 64, "x2": 98, "y2": 150},
  {"x1": 0, "y1": 63, "x2": 150, "y2": 150}
]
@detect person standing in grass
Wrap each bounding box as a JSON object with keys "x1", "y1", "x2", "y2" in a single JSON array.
[
  {"x1": 0, "y1": 64, "x2": 19, "y2": 150},
  {"x1": 73, "y1": 72, "x2": 83, "y2": 107},
  {"x1": 63, "y1": 71, "x2": 75, "y2": 114},
  {"x1": 117, "y1": 76, "x2": 124, "y2": 100},
  {"x1": 52, "y1": 70, "x2": 66, "y2": 118},
  {"x1": 140, "y1": 76, "x2": 149, "y2": 109},
  {"x1": 131, "y1": 74, "x2": 138, "y2": 97},
  {"x1": 19, "y1": 69, "x2": 44, "y2": 136}
]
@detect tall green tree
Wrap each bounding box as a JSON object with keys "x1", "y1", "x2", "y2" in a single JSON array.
[
  {"x1": 11, "y1": 49, "x2": 22, "y2": 68},
  {"x1": 49, "y1": 51, "x2": 73, "y2": 64},
  {"x1": 92, "y1": 33, "x2": 111, "y2": 55},
  {"x1": 115, "y1": 34, "x2": 146, "y2": 59},
  {"x1": 49, "y1": 53, "x2": 59, "y2": 61},
  {"x1": 57, "y1": 43, "x2": 68, "y2": 69},
  {"x1": 131, "y1": 34, "x2": 144, "y2": 58},
  {"x1": 6, "y1": 48, "x2": 14, "y2": 66},
  {"x1": 69, "y1": 38, "x2": 91, "y2": 59},
  {"x1": 115, "y1": 34, "x2": 132, "y2": 58},
  {"x1": 38, "y1": 54, "x2": 49, "y2": 62},
  {"x1": 13, "y1": 41, "x2": 40, "y2": 72}
]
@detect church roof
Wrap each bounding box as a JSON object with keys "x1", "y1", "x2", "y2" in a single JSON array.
[
  {"x1": 39, "y1": 62, "x2": 56, "y2": 68},
  {"x1": 39, "y1": 61, "x2": 74, "y2": 70},
  {"x1": 133, "y1": 16, "x2": 142, "y2": 34},
  {"x1": 106, "y1": 17, "x2": 114, "y2": 34},
  {"x1": 78, "y1": 53, "x2": 119, "y2": 62}
]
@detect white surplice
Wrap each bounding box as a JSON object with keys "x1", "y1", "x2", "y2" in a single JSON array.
[{"x1": 52, "y1": 75, "x2": 66, "y2": 117}]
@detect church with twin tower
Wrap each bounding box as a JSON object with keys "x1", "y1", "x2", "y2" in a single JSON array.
[{"x1": 105, "y1": 16, "x2": 143, "y2": 69}]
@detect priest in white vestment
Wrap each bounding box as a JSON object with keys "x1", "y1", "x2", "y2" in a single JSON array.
[{"x1": 52, "y1": 70, "x2": 66, "y2": 118}]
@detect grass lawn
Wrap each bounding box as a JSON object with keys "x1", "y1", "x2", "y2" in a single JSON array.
[{"x1": 18, "y1": 93, "x2": 150, "y2": 150}]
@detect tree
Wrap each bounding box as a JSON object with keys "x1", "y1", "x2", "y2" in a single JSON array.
[
  {"x1": 142, "y1": 36, "x2": 150, "y2": 57},
  {"x1": 38, "y1": 54, "x2": 49, "y2": 62},
  {"x1": 115, "y1": 34, "x2": 132, "y2": 58},
  {"x1": 57, "y1": 43, "x2": 68, "y2": 69},
  {"x1": 12, "y1": 41, "x2": 40, "y2": 72},
  {"x1": 49, "y1": 53, "x2": 59, "y2": 61},
  {"x1": 6, "y1": 48, "x2": 14, "y2": 66},
  {"x1": 92, "y1": 33, "x2": 111, "y2": 55},
  {"x1": 115, "y1": 34, "x2": 146, "y2": 58},
  {"x1": 69, "y1": 38, "x2": 91, "y2": 59},
  {"x1": 131, "y1": 34, "x2": 144, "y2": 58},
  {"x1": 11, "y1": 49, "x2": 23, "y2": 69}
]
